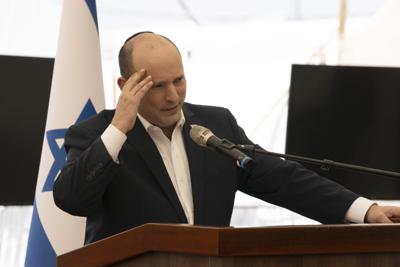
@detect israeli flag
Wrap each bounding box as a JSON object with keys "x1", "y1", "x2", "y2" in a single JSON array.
[{"x1": 25, "y1": 0, "x2": 105, "y2": 266}]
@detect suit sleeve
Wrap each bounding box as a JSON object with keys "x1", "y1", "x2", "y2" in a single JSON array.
[
  {"x1": 53, "y1": 124, "x2": 119, "y2": 217},
  {"x1": 225, "y1": 110, "x2": 360, "y2": 224}
]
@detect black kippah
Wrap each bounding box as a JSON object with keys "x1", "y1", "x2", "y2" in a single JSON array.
[{"x1": 123, "y1": 31, "x2": 154, "y2": 44}]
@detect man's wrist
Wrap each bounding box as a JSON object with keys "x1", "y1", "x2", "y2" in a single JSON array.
[
  {"x1": 100, "y1": 124, "x2": 127, "y2": 162},
  {"x1": 344, "y1": 197, "x2": 376, "y2": 223},
  {"x1": 110, "y1": 119, "x2": 130, "y2": 134}
]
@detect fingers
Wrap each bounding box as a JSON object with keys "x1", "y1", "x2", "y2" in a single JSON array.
[
  {"x1": 365, "y1": 205, "x2": 400, "y2": 223},
  {"x1": 390, "y1": 217, "x2": 400, "y2": 223},
  {"x1": 111, "y1": 69, "x2": 153, "y2": 133},
  {"x1": 122, "y1": 69, "x2": 147, "y2": 94},
  {"x1": 132, "y1": 75, "x2": 153, "y2": 96},
  {"x1": 384, "y1": 206, "x2": 400, "y2": 222},
  {"x1": 377, "y1": 214, "x2": 393, "y2": 223},
  {"x1": 386, "y1": 206, "x2": 400, "y2": 217},
  {"x1": 121, "y1": 69, "x2": 153, "y2": 99}
]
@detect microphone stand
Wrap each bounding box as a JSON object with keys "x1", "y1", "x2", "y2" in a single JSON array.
[{"x1": 235, "y1": 144, "x2": 400, "y2": 179}]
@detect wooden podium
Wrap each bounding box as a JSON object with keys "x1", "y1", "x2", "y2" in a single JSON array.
[{"x1": 58, "y1": 223, "x2": 400, "y2": 267}]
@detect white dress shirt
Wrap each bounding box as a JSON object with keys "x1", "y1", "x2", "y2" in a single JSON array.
[
  {"x1": 136, "y1": 113, "x2": 194, "y2": 224},
  {"x1": 100, "y1": 116, "x2": 374, "y2": 224},
  {"x1": 101, "y1": 112, "x2": 194, "y2": 224}
]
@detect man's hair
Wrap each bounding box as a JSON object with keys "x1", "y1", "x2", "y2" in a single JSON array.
[
  {"x1": 118, "y1": 31, "x2": 181, "y2": 79},
  {"x1": 118, "y1": 31, "x2": 153, "y2": 79}
]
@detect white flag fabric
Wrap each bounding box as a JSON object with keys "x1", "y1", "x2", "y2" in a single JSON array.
[{"x1": 25, "y1": 0, "x2": 105, "y2": 266}]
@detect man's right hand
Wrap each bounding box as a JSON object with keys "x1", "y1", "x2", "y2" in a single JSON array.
[{"x1": 111, "y1": 69, "x2": 153, "y2": 134}]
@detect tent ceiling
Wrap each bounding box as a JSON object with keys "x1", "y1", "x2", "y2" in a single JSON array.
[{"x1": 96, "y1": 0, "x2": 386, "y2": 26}]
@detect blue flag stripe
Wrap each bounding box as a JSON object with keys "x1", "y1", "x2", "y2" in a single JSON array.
[
  {"x1": 85, "y1": 0, "x2": 99, "y2": 31},
  {"x1": 25, "y1": 203, "x2": 56, "y2": 267}
]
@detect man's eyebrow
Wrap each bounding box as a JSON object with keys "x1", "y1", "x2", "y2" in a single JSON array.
[
  {"x1": 152, "y1": 80, "x2": 166, "y2": 87},
  {"x1": 152, "y1": 74, "x2": 185, "y2": 86}
]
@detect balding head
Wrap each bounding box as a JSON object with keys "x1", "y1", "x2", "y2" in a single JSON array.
[
  {"x1": 116, "y1": 32, "x2": 187, "y2": 137},
  {"x1": 118, "y1": 32, "x2": 181, "y2": 79}
]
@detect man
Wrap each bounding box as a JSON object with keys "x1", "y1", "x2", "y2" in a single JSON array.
[{"x1": 53, "y1": 32, "x2": 400, "y2": 244}]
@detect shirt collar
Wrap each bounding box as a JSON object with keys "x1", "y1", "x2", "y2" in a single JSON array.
[{"x1": 137, "y1": 110, "x2": 186, "y2": 132}]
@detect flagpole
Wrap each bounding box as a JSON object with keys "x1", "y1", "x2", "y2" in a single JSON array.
[{"x1": 338, "y1": 0, "x2": 347, "y2": 63}]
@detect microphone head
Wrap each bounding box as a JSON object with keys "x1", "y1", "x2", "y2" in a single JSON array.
[{"x1": 190, "y1": 124, "x2": 214, "y2": 147}]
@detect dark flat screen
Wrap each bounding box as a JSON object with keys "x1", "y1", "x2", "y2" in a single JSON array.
[
  {"x1": 0, "y1": 55, "x2": 53, "y2": 205},
  {"x1": 286, "y1": 64, "x2": 400, "y2": 199}
]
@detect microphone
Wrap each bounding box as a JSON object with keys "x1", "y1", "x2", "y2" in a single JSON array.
[{"x1": 189, "y1": 124, "x2": 255, "y2": 170}]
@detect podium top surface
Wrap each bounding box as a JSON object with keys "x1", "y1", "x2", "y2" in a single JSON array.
[{"x1": 58, "y1": 223, "x2": 400, "y2": 267}]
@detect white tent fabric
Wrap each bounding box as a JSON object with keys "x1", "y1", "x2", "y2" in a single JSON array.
[{"x1": 339, "y1": 0, "x2": 400, "y2": 66}]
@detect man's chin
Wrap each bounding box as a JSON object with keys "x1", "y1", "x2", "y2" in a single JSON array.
[{"x1": 164, "y1": 114, "x2": 181, "y2": 127}]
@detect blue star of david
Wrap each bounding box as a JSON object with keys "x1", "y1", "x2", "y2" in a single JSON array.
[{"x1": 41, "y1": 99, "x2": 97, "y2": 192}]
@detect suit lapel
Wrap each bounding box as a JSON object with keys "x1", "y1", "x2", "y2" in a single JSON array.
[
  {"x1": 182, "y1": 105, "x2": 207, "y2": 224},
  {"x1": 125, "y1": 120, "x2": 188, "y2": 223}
]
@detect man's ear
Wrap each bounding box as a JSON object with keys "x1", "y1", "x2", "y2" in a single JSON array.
[{"x1": 117, "y1": 77, "x2": 126, "y2": 90}]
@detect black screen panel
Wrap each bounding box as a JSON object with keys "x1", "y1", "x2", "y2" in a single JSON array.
[
  {"x1": 286, "y1": 64, "x2": 400, "y2": 199},
  {"x1": 0, "y1": 55, "x2": 54, "y2": 205}
]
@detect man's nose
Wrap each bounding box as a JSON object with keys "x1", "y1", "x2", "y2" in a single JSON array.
[{"x1": 165, "y1": 84, "x2": 179, "y2": 102}]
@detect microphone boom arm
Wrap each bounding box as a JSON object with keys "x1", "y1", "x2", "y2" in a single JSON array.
[{"x1": 236, "y1": 145, "x2": 400, "y2": 178}]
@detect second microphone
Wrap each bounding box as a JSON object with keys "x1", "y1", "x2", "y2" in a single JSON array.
[{"x1": 189, "y1": 124, "x2": 256, "y2": 170}]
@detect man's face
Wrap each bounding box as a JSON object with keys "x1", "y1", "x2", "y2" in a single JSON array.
[{"x1": 134, "y1": 43, "x2": 186, "y2": 131}]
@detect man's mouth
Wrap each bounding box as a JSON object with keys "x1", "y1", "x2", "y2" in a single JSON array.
[{"x1": 162, "y1": 105, "x2": 178, "y2": 112}]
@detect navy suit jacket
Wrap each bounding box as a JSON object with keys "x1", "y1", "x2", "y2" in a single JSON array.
[{"x1": 53, "y1": 103, "x2": 359, "y2": 244}]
